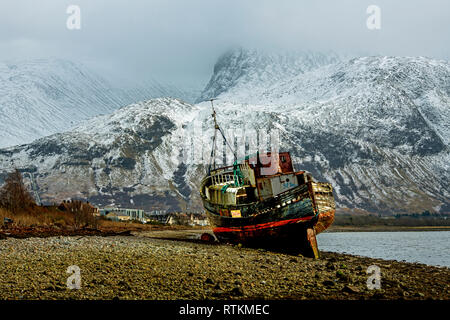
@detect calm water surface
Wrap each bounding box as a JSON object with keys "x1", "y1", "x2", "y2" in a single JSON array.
[{"x1": 317, "y1": 231, "x2": 450, "y2": 267}]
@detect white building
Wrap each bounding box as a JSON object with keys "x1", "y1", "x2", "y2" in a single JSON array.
[{"x1": 100, "y1": 207, "x2": 145, "y2": 222}]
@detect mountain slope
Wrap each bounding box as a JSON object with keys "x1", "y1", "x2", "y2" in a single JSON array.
[
  {"x1": 197, "y1": 52, "x2": 450, "y2": 213},
  {"x1": 0, "y1": 98, "x2": 202, "y2": 211},
  {"x1": 0, "y1": 53, "x2": 448, "y2": 214},
  {"x1": 197, "y1": 48, "x2": 341, "y2": 103},
  {"x1": 0, "y1": 59, "x2": 201, "y2": 148}
]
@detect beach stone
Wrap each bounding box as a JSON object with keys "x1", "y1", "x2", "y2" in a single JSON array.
[
  {"x1": 212, "y1": 290, "x2": 225, "y2": 297},
  {"x1": 230, "y1": 287, "x2": 244, "y2": 296},
  {"x1": 322, "y1": 280, "x2": 335, "y2": 287},
  {"x1": 0, "y1": 233, "x2": 448, "y2": 300},
  {"x1": 343, "y1": 285, "x2": 360, "y2": 294},
  {"x1": 336, "y1": 270, "x2": 351, "y2": 282}
]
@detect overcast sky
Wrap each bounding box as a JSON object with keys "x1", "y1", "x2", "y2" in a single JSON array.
[{"x1": 1, "y1": 0, "x2": 449, "y2": 86}]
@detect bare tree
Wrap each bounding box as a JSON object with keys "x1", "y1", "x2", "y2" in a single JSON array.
[
  {"x1": 0, "y1": 169, "x2": 36, "y2": 214},
  {"x1": 61, "y1": 200, "x2": 98, "y2": 228}
]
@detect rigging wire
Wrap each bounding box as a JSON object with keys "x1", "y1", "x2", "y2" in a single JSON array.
[{"x1": 207, "y1": 99, "x2": 237, "y2": 174}]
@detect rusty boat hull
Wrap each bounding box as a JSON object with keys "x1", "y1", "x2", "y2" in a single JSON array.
[{"x1": 200, "y1": 170, "x2": 335, "y2": 258}]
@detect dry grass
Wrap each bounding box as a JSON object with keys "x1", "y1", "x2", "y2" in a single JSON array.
[
  {"x1": 1, "y1": 207, "x2": 207, "y2": 235},
  {"x1": 2, "y1": 207, "x2": 183, "y2": 232},
  {"x1": 0, "y1": 207, "x2": 9, "y2": 227},
  {"x1": 0, "y1": 206, "x2": 75, "y2": 228},
  {"x1": 96, "y1": 219, "x2": 197, "y2": 232}
]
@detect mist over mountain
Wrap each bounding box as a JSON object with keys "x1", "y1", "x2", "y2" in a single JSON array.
[
  {"x1": 197, "y1": 48, "x2": 341, "y2": 103},
  {"x1": 0, "y1": 49, "x2": 448, "y2": 214},
  {"x1": 0, "y1": 59, "x2": 202, "y2": 148}
]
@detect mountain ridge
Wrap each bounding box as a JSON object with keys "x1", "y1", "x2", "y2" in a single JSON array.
[
  {"x1": 0, "y1": 51, "x2": 449, "y2": 214},
  {"x1": 197, "y1": 48, "x2": 341, "y2": 103},
  {"x1": 0, "y1": 58, "x2": 202, "y2": 148}
]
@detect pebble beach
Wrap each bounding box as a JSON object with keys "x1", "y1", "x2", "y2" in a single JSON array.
[{"x1": 0, "y1": 233, "x2": 448, "y2": 300}]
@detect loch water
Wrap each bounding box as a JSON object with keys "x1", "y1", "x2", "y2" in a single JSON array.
[{"x1": 317, "y1": 231, "x2": 450, "y2": 267}]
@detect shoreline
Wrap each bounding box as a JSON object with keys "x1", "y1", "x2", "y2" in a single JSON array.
[
  {"x1": 2, "y1": 224, "x2": 449, "y2": 240},
  {"x1": 326, "y1": 225, "x2": 450, "y2": 233},
  {"x1": 0, "y1": 224, "x2": 202, "y2": 240}
]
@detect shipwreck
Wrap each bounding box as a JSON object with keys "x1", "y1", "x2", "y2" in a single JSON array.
[{"x1": 199, "y1": 100, "x2": 335, "y2": 258}]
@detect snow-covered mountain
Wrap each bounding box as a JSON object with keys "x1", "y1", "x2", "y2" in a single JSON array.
[
  {"x1": 197, "y1": 48, "x2": 341, "y2": 103},
  {"x1": 197, "y1": 51, "x2": 450, "y2": 214},
  {"x1": 0, "y1": 50, "x2": 448, "y2": 214},
  {"x1": 0, "y1": 59, "x2": 201, "y2": 148}
]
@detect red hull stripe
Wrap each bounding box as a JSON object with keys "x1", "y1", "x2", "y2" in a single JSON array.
[{"x1": 213, "y1": 216, "x2": 314, "y2": 234}]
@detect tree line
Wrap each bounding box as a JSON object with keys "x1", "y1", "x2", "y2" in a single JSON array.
[{"x1": 0, "y1": 169, "x2": 97, "y2": 228}]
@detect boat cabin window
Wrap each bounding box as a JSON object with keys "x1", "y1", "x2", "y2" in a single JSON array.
[
  {"x1": 297, "y1": 173, "x2": 306, "y2": 185},
  {"x1": 281, "y1": 155, "x2": 286, "y2": 163}
]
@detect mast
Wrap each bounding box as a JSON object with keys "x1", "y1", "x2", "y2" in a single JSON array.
[{"x1": 207, "y1": 99, "x2": 237, "y2": 174}]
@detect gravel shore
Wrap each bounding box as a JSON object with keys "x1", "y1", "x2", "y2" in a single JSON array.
[{"x1": 0, "y1": 234, "x2": 448, "y2": 300}]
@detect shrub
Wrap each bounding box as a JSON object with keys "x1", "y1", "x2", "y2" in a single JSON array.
[
  {"x1": 0, "y1": 169, "x2": 36, "y2": 214},
  {"x1": 67, "y1": 201, "x2": 98, "y2": 229}
]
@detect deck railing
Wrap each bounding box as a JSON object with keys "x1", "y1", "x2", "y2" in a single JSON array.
[
  {"x1": 211, "y1": 172, "x2": 235, "y2": 185},
  {"x1": 209, "y1": 166, "x2": 246, "y2": 187}
]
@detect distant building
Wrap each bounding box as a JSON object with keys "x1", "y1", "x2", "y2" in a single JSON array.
[
  {"x1": 166, "y1": 212, "x2": 209, "y2": 226},
  {"x1": 146, "y1": 210, "x2": 170, "y2": 224},
  {"x1": 105, "y1": 212, "x2": 133, "y2": 222},
  {"x1": 148, "y1": 209, "x2": 167, "y2": 215},
  {"x1": 105, "y1": 212, "x2": 119, "y2": 221},
  {"x1": 190, "y1": 213, "x2": 209, "y2": 226},
  {"x1": 100, "y1": 207, "x2": 145, "y2": 222},
  {"x1": 57, "y1": 200, "x2": 99, "y2": 215}
]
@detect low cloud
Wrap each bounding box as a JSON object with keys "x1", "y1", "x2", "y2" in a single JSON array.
[{"x1": 0, "y1": 0, "x2": 449, "y2": 85}]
